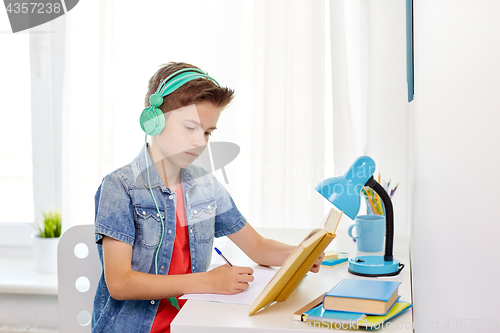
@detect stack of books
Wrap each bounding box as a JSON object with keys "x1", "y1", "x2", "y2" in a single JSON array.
[{"x1": 293, "y1": 279, "x2": 412, "y2": 329}]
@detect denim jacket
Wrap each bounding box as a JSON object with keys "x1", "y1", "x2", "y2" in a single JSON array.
[{"x1": 91, "y1": 144, "x2": 247, "y2": 333}]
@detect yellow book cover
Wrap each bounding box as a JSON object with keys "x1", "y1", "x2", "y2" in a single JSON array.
[
  {"x1": 357, "y1": 302, "x2": 413, "y2": 328},
  {"x1": 248, "y1": 208, "x2": 342, "y2": 316}
]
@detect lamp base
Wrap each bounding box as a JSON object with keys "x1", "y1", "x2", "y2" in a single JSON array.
[{"x1": 348, "y1": 255, "x2": 404, "y2": 277}]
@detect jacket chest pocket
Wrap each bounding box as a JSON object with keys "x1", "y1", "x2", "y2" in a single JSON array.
[
  {"x1": 190, "y1": 199, "x2": 216, "y2": 243},
  {"x1": 134, "y1": 206, "x2": 164, "y2": 249}
]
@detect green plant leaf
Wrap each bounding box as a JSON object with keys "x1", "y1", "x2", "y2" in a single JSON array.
[{"x1": 37, "y1": 209, "x2": 62, "y2": 238}]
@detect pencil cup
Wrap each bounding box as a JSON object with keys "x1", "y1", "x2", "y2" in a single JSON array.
[{"x1": 347, "y1": 214, "x2": 385, "y2": 252}]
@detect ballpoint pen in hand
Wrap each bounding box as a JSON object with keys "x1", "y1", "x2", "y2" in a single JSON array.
[{"x1": 214, "y1": 247, "x2": 233, "y2": 266}]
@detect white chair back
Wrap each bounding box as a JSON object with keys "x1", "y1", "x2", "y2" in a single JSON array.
[{"x1": 57, "y1": 224, "x2": 100, "y2": 333}]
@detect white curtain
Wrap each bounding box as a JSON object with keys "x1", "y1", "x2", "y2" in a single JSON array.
[
  {"x1": 329, "y1": 0, "x2": 410, "y2": 232},
  {"x1": 61, "y1": 0, "x2": 328, "y2": 230},
  {"x1": 60, "y1": 0, "x2": 410, "y2": 233},
  {"x1": 329, "y1": 0, "x2": 369, "y2": 172}
]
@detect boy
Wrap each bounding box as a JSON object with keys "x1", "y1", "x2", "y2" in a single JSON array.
[{"x1": 91, "y1": 62, "x2": 324, "y2": 332}]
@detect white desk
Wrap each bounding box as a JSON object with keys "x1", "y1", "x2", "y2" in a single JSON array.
[{"x1": 172, "y1": 228, "x2": 413, "y2": 332}]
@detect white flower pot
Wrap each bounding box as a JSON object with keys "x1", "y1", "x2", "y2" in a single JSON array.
[{"x1": 31, "y1": 234, "x2": 60, "y2": 274}]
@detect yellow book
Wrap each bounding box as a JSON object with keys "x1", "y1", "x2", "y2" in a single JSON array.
[
  {"x1": 248, "y1": 208, "x2": 343, "y2": 316},
  {"x1": 358, "y1": 302, "x2": 413, "y2": 328}
]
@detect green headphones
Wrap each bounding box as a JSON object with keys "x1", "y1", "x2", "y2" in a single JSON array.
[{"x1": 139, "y1": 68, "x2": 220, "y2": 136}]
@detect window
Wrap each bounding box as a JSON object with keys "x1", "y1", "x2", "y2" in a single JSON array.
[{"x1": 0, "y1": 30, "x2": 34, "y2": 224}]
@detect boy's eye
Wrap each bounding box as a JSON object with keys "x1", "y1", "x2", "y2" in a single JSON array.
[
  {"x1": 205, "y1": 132, "x2": 212, "y2": 137},
  {"x1": 185, "y1": 126, "x2": 195, "y2": 131}
]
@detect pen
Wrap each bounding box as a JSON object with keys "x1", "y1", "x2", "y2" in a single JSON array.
[{"x1": 214, "y1": 247, "x2": 233, "y2": 266}]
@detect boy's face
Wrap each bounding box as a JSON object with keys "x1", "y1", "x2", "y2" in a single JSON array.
[{"x1": 153, "y1": 101, "x2": 222, "y2": 170}]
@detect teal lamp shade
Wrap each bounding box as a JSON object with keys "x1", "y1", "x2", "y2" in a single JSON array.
[{"x1": 315, "y1": 156, "x2": 376, "y2": 220}]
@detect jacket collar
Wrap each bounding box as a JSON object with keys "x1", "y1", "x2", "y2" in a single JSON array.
[{"x1": 133, "y1": 143, "x2": 197, "y2": 193}]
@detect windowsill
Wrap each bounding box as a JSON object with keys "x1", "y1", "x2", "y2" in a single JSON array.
[{"x1": 0, "y1": 247, "x2": 57, "y2": 296}]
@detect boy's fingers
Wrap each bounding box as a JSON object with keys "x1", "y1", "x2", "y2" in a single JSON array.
[
  {"x1": 237, "y1": 282, "x2": 250, "y2": 290},
  {"x1": 235, "y1": 266, "x2": 254, "y2": 275},
  {"x1": 238, "y1": 273, "x2": 254, "y2": 283}
]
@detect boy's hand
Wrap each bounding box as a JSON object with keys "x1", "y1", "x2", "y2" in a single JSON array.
[
  {"x1": 205, "y1": 265, "x2": 254, "y2": 294},
  {"x1": 309, "y1": 251, "x2": 325, "y2": 273}
]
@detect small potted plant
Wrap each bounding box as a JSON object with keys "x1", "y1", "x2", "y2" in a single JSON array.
[{"x1": 32, "y1": 209, "x2": 62, "y2": 274}]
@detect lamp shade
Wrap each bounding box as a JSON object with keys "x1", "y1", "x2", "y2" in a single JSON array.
[{"x1": 315, "y1": 156, "x2": 376, "y2": 220}]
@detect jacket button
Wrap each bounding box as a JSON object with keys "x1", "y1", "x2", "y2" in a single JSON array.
[
  {"x1": 160, "y1": 266, "x2": 165, "y2": 270},
  {"x1": 169, "y1": 195, "x2": 173, "y2": 200},
  {"x1": 168, "y1": 230, "x2": 172, "y2": 234},
  {"x1": 151, "y1": 300, "x2": 155, "y2": 305}
]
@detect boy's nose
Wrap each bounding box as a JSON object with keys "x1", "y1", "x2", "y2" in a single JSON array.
[{"x1": 192, "y1": 131, "x2": 206, "y2": 147}]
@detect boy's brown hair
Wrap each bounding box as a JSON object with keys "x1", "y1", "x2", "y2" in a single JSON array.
[{"x1": 144, "y1": 62, "x2": 234, "y2": 113}]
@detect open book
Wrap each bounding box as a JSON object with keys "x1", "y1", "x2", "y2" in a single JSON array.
[{"x1": 248, "y1": 207, "x2": 343, "y2": 316}]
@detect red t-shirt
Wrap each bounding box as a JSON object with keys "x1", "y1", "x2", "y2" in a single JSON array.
[{"x1": 150, "y1": 186, "x2": 191, "y2": 333}]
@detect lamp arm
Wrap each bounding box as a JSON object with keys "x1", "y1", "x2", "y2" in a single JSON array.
[{"x1": 365, "y1": 176, "x2": 394, "y2": 261}]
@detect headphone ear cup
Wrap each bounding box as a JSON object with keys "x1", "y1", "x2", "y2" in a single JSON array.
[{"x1": 139, "y1": 106, "x2": 165, "y2": 136}]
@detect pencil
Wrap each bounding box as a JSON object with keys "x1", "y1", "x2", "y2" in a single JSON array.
[
  {"x1": 374, "y1": 193, "x2": 384, "y2": 215},
  {"x1": 362, "y1": 188, "x2": 376, "y2": 214},
  {"x1": 390, "y1": 183, "x2": 399, "y2": 197},
  {"x1": 367, "y1": 195, "x2": 381, "y2": 215}
]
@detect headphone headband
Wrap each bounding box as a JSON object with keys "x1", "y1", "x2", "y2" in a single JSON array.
[
  {"x1": 156, "y1": 68, "x2": 220, "y2": 96},
  {"x1": 140, "y1": 67, "x2": 221, "y2": 136}
]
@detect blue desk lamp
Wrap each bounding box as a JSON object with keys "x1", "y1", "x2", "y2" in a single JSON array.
[{"x1": 315, "y1": 156, "x2": 404, "y2": 277}]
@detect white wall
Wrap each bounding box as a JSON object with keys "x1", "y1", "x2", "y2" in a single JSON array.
[
  {"x1": 364, "y1": 0, "x2": 410, "y2": 235},
  {"x1": 412, "y1": 1, "x2": 500, "y2": 332},
  {"x1": 328, "y1": 0, "x2": 410, "y2": 233}
]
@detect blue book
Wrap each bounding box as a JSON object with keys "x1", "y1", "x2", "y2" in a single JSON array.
[
  {"x1": 304, "y1": 304, "x2": 366, "y2": 324},
  {"x1": 323, "y1": 279, "x2": 401, "y2": 315}
]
